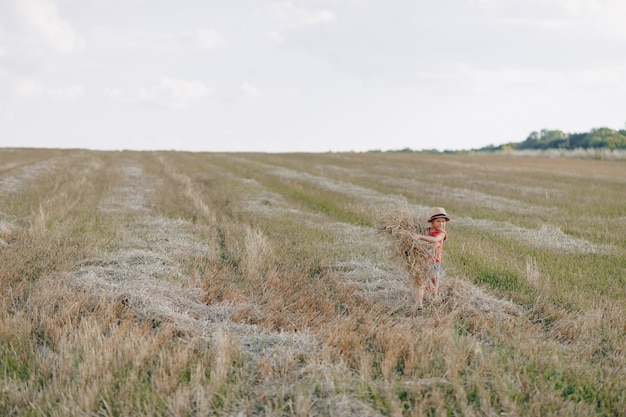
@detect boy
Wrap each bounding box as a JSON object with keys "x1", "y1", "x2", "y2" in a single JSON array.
[{"x1": 413, "y1": 207, "x2": 450, "y2": 310}]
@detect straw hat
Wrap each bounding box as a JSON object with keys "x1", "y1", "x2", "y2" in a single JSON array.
[{"x1": 428, "y1": 207, "x2": 450, "y2": 222}]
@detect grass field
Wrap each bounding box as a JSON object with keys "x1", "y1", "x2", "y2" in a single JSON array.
[{"x1": 1, "y1": 148, "x2": 624, "y2": 416}]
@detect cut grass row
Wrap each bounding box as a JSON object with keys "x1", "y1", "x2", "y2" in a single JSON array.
[{"x1": 1, "y1": 149, "x2": 624, "y2": 416}]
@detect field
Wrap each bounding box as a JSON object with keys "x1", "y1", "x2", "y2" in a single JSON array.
[{"x1": 1, "y1": 148, "x2": 625, "y2": 416}]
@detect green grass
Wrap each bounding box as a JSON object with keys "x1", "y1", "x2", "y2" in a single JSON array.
[{"x1": 1, "y1": 149, "x2": 625, "y2": 416}]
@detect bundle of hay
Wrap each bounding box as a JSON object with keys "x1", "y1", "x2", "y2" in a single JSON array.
[{"x1": 376, "y1": 202, "x2": 437, "y2": 288}]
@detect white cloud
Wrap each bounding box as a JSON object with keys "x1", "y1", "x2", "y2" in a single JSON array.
[
  {"x1": 94, "y1": 27, "x2": 228, "y2": 52},
  {"x1": 0, "y1": 28, "x2": 6, "y2": 57},
  {"x1": 15, "y1": 79, "x2": 44, "y2": 98},
  {"x1": 241, "y1": 82, "x2": 262, "y2": 98},
  {"x1": 137, "y1": 76, "x2": 212, "y2": 110},
  {"x1": 103, "y1": 87, "x2": 127, "y2": 101},
  {"x1": 467, "y1": 65, "x2": 626, "y2": 91},
  {"x1": 550, "y1": 0, "x2": 625, "y2": 17},
  {"x1": 0, "y1": 100, "x2": 16, "y2": 121},
  {"x1": 2, "y1": 112, "x2": 16, "y2": 122},
  {"x1": 271, "y1": 1, "x2": 336, "y2": 27},
  {"x1": 478, "y1": 0, "x2": 626, "y2": 40},
  {"x1": 267, "y1": 31, "x2": 285, "y2": 43},
  {"x1": 48, "y1": 85, "x2": 84, "y2": 100},
  {"x1": 561, "y1": 0, "x2": 626, "y2": 39},
  {"x1": 15, "y1": 0, "x2": 85, "y2": 54},
  {"x1": 0, "y1": 97, "x2": 14, "y2": 121},
  {"x1": 195, "y1": 29, "x2": 228, "y2": 49},
  {"x1": 15, "y1": 78, "x2": 84, "y2": 100}
]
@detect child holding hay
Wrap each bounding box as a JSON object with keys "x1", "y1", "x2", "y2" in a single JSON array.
[
  {"x1": 376, "y1": 203, "x2": 450, "y2": 311},
  {"x1": 413, "y1": 207, "x2": 450, "y2": 309}
]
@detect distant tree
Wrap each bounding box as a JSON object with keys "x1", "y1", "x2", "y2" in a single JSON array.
[
  {"x1": 384, "y1": 148, "x2": 416, "y2": 153},
  {"x1": 586, "y1": 128, "x2": 626, "y2": 149},
  {"x1": 542, "y1": 129, "x2": 568, "y2": 148},
  {"x1": 519, "y1": 131, "x2": 540, "y2": 149},
  {"x1": 477, "y1": 144, "x2": 501, "y2": 152},
  {"x1": 518, "y1": 129, "x2": 567, "y2": 149},
  {"x1": 460, "y1": 126, "x2": 626, "y2": 153},
  {"x1": 568, "y1": 132, "x2": 588, "y2": 148}
]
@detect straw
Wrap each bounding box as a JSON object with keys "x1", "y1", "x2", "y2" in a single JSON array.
[{"x1": 376, "y1": 201, "x2": 437, "y2": 288}]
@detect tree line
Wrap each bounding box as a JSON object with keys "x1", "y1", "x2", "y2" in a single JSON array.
[{"x1": 480, "y1": 127, "x2": 626, "y2": 151}]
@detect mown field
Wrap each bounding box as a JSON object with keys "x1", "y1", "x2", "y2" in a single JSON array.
[{"x1": 1, "y1": 148, "x2": 624, "y2": 416}]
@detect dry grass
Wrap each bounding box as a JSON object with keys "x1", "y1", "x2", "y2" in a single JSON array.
[{"x1": 1, "y1": 149, "x2": 625, "y2": 416}]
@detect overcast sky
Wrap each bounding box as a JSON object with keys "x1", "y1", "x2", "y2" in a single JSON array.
[{"x1": 1, "y1": 0, "x2": 625, "y2": 153}]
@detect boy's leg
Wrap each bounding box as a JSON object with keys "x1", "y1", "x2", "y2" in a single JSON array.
[
  {"x1": 426, "y1": 263, "x2": 440, "y2": 290},
  {"x1": 425, "y1": 276, "x2": 439, "y2": 292},
  {"x1": 416, "y1": 287, "x2": 424, "y2": 310},
  {"x1": 431, "y1": 273, "x2": 440, "y2": 298}
]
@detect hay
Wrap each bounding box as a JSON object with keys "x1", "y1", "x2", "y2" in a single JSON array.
[{"x1": 376, "y1": 201, "x2": 437, "y2": 288}]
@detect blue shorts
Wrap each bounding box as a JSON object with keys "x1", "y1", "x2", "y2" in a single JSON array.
[{"x1": 427, "y1": 262, "x2": 441, "y2": 289}]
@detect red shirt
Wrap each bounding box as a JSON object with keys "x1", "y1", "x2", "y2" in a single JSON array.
[{"x1": 429, "y1": 229, "x2": 447, "y2": 263}]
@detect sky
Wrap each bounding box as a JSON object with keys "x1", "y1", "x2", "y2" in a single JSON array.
[{"x1": 1, "y1": 0, "x2": 625, "y2": 153}]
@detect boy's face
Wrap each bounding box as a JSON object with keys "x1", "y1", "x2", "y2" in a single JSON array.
[{"x1": 431, "y1": 218, "x2": 447, "y2": 230}]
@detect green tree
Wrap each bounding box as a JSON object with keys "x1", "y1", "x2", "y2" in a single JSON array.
[
  {"x1": 519, "y1": 129, "x2": 567, "y2": 149},
  {"x1": 568, "y1": 132, "x2": 588, "y2": 148},
  {"x1": 586, "y1": 128, "x2": 626, "y2": 149}
]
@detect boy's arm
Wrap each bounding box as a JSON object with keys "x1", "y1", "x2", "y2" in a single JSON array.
[{"x1": 414, "y1": 233, "x2": 445, "y2": 243}]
